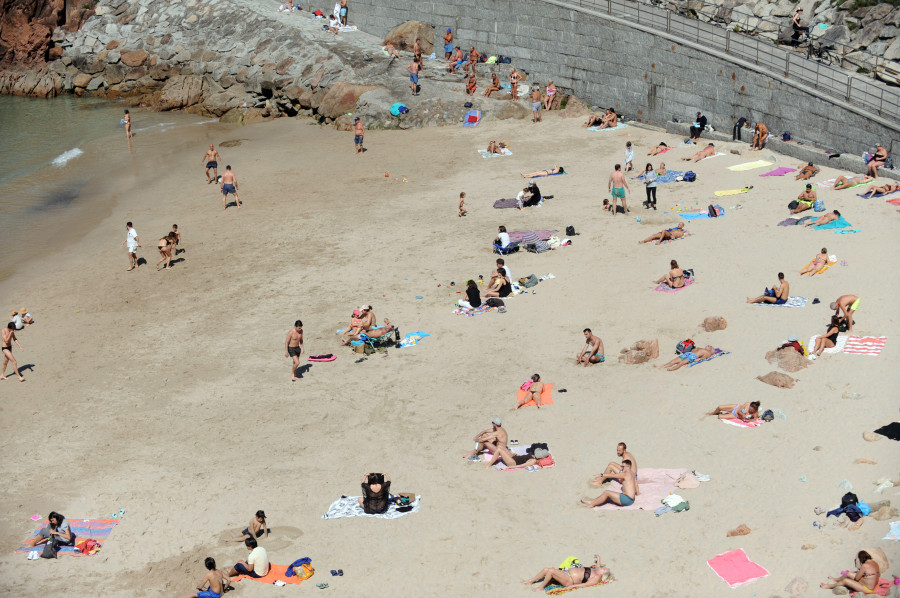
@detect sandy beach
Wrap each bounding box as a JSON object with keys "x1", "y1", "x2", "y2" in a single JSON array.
[{"x1": 0, "y1": 110, "x2": 897, "y2": 597}]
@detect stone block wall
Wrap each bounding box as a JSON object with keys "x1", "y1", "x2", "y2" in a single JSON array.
[{"x1": 348, "y1": 0, "x2": 895, "y2": 156}]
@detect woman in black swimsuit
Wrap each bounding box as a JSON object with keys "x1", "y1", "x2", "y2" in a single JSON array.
[
  {"x1": 484, "y1": 271, "x2": 511, "y2": 299},
  {"x1": 358, "y1": 472, "x2": 392, "y2": 514},
  {"x1": 811, "y1": 316, "x2": 842, "y2": 358},
  {"x1": 156, "y1": 235, "x2": 172, "y2": 270},
  {"x1": 653, "y1": 259, "x2": 685, "y2": 288},
  {"x1": 522, "y1": 554, "x2": 612, "y2": 591}
]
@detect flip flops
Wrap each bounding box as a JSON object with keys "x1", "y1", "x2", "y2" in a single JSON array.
[
  {"x1": 330, "y1": 569, "x2": 343, "y2": 576},
  {"x1": 316, "y1": 582, "x2": 329, "y2": 589}
]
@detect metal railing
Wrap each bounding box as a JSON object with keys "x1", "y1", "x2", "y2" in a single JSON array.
[{"x1": 558, "y1": 0, "x2": 900, "y2": 124}]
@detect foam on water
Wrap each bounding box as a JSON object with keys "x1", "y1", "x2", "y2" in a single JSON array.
[{"x1": 51, "y1": 147, "x2": 84, "y2": 167}]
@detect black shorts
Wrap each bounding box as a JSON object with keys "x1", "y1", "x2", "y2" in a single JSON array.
[{"x1": 288, "y1": 346, "x2": 302, "y2": 357}]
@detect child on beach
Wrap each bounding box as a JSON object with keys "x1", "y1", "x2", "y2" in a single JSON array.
[
  {"x1": 458, "y1": 192, "x2": 467, "y2": 217},
  {"x1": 624, "y1": 141, "x2": 634, "y2": 171}
]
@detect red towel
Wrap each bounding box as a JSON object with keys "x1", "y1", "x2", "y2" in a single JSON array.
[
  {"x1": 517, "y1": 383, "x2": 554, "y2": 407},
  {"x1": 233, "y1": 564, "x2": 306, "y2": 585}
]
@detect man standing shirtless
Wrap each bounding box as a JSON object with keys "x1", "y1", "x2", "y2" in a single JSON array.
[
  {"x1": 608, "y1": 164, "x2": 630, "y2": 215},
  {"x1": 576, "y1": 328, "x2": 605, "y2": 366},
  {"x1": 747, "y1": 272, "x2": 790, "y2": 304},
  {"x1": 591, "y1": 442, "x2": 637, "y2": 487},
  {"x1": 464, "y1": 46, "x2": 480, "y2": 74},
  {"x1": 582, "y1": 460, "x2": 639, "y2": 507},
  {"x1": 408, "y1": 57, "x2": 421, "y2": 96},
  {"x1": 285, "y1": 320, "x2": 305, "y2": 381},
  {"x1": 202, "y1": 144, "x2": 220, "y2": 184},
  {"x1": 443, "y1": 28, "x2": 453, "y2": 60},
  {"x1": 413, "y1": 39, "x2": 423, "y2": 70},
  {"x1": 463, "y1": 417, "x2": 508, "y2": 460},
  {"x1": 1, "y1": 322, "x2": 25, "y2": 382},
  {"x1": 831, "y1": 294, "x2": 859, "y2": 333},
  {"x1": 353, "y1": 117, "x2": 364, "y2": 154},
  {"x1": 530, "y1": 85, "x2": 542, "y2": 123},
  {"x1": 220, "y1": 165, "x2": 240, "y2": 210},
  {"x1": 751, "y1": 122, "x2": 769, "y2": 150}
]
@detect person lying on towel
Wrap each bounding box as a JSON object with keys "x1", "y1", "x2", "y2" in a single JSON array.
[
  {"x1": 640, "y1": 222, "x2": 685, "y2": 245},
  {"x1": 795, "y1": 161, "x2": 819, "y2": 180},
  {"x1": 804, "y1": 209, "x2": 841, "y2": 227},
  {"x1": 655, "y1": 345, "x2": 714, "y2": 371},
  {"x1": 581, "y1": 459, "x2": 639, "y2": 507},
  {"x1": 860, "y1": 181, "x2": 899, "y2": 198},
  {"x1": 520, "y1": 165, "x2": 564, "y2": 178},
  {"x1": 522, "y1": 554, "x2": 613, "y2": 591},
  {"x1": 706, "y1": 401, "x2": 760, "y2": 421}
]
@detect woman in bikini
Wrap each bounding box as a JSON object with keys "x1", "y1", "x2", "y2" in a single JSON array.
[
  {"x1": 799, "y1": 247, "x2": 828, "y2": 276},
  {"x1": 520, "y1": 165, "x2": 564, "y2": 178},
  {"x1": 647, "y1": 142, "x2": 669, "y2": 155},
  {"x1": 156, "y1": 235, "x2": 172, "y2": 270},
  {"x1": 820, "y1": 550, "x2": 881, "y2": 594},
  {"x1": 640, "y1": 223, "x2": 685, "y2": 245},
  {"x1": 543, "y1": 81, "x2": 556, "y2": 110},
  {"x1": 860, "y1": 181, "x2": 900, "y2": 198},
  {"x1": 522, "y1": 554, "x2": 612, "y2": 591},
  {"x1": 707, "y1": 401, "x2": 760, "y2": 421},
  {"x1": 811, "y1": 315, "x2": 842, "y2": 358},
  {"x1": 833, "y1": 174, "x2": 874, "y2": 190},
  {"x1": 486, "y1": 140, "x2": 503, "y2": 155},
  {"x1": 653, "y1": 259, "x2": 685, "y2": 288},
  {"x1": 516, "y1": 374, "x2": 545, "y2": 409},
  {"x1": 338, "y1": 309, "x2": 364, "y2": 345}
]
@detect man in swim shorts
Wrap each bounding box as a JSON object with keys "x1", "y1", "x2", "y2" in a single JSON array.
[
  {"x1": 443, "y1": 28, "x2": 453, "y2": 60},
  {"x1": 285, "y1": 320, "x2": 305, "y2": 381},
  {"x1": 464, "y1": 46, "x2": 480, "y2": 74},
  {"x1": 655, "y1": 345, "x2": 714, "y2": 371},
  {"x1": 591, "y1": 442, "x2": 638, "y2": 487},
  {"x1": 178, "y1": 557, "x2": 231, "y2": 598},
  {"x1": 463, "y1": 417, "x2": 509, "y2": 460},
  {"x1": 791, "y1": 183, "x2": 817, "y2": 214},
  {"x1": 202, "y1": 144, "x2": 220, "y2": 184},
  {"x1": 607, "y1": 164, "x2": 630, "y2": 215},
  {"x1": 795, "y1": 161, "x2": 819, "y2": 180},
  {"x1": 581, "y1": 460, "x2": 638, "y2": 507},
  {"x1": 408, "y1": 57, "x2": 421, "y2": 96},
  {"x1": 228, "y1": 538, "x2": 269, "y2": 578},
  {"x1": 353, "y1": 117, "x2": 364, "y2": 154},
  {"x1": 576, "y1": 328, "x2": 605, "y2": 366},
  {"x1": 220, "y1": 165, "x2": 240, "y2": 210},
  {"x1": 530, "y1": 86, "x2": 542, "y2": 123},
  {"x1": 831, "y1": 295, "x2": 859, "y2": 333},
  {"x1": 747, "y1": 272, "x2": 790, "y2": 304}
]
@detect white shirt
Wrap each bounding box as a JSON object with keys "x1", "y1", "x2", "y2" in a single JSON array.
[
  {"x1": 500, "y1": 265, "x2": 512, "y2": 281},
  {"x1": 247, "y1": 546, "x2": 270, "y2": 576},
  {"x1": 497, "y1": 232, "x2": 510, "y2": 248},
  {"x1": 11, "y1": 314, "x2": 23, "y2": 330},
  {"x1": 329, "y1": 16, "x2": 340, "y2": 27},
  {"x1": 126, "y1": 228, "x2": 139, "y2": 250}
]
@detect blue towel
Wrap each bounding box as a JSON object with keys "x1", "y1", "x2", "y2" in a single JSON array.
[
  {"x1": 637, "y1": 170, "x2": 684, "y2": 184},
  {"x1": 812, "y1": 216, "x2": 852, "y2": 229},
  {"x1": 680, "y1": 207, "x2": 725, "y2": 220}
]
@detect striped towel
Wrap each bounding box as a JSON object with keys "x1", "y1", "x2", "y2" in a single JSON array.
[
  {"x1": 17, "y1": 519, "x2": 119, "y2": 556},
  {"x1": 843, "y1": 336, "x2": 887, "y2": 355}
]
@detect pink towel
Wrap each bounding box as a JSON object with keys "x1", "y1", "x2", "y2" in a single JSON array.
[
  {"x1": 843, "y1": 336, "x2": 887, "y2": 355},
  {"x1": 722, "y1": 418, "x2": 763, "y2": 428},
  {"x1": 707, "y1": 549, "x2": 769, "y2": 588},
  {"x1": 654, "y1": 278, "x2": 693, "y2": 293},
  {"x1": 593, "y1": 468, "x2": 686, "y2": 511},
  {"x1": 760, "y1": 166, "x2": 797, "y2": 177}
]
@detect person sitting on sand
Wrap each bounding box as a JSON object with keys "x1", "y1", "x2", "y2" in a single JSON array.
[
  {"x1": 576, "y1": 328, "x2": 605, "y2": 366},
  {"x1": 234, "y1": 510, "x2": 268, "y2": 541},
  {"x1": 591, "y1": 442, "x2": 637, "y2": 487},
  {"x1": 799, "y1": 247, "x2": 829, "y2": 276},
  {"x1": 681, "y1": 143, "x2": 715, "y2": 162},
  {"x1": 602, "y1": 198, "x2": 623, "y2": 214},
  {"x1": 338, "y1": 309, "x2": 363, "y2": 345},
  {"x1": 486, "y1": 140, "x2": 503, "y2": 155},
  {"x1": 639, "y1": 223, "x2": 685, "y2": 245},
  {"x1": 791, "y1": 184, "x2": 817, "y2": 214},
  {"x1": 860, "y1": 181, "x2": 900, "y2": 198},
  {"x1": 447, "y1": 46, "x2": 464, "y2": 72},
  {"x1": 383, "y1": 42, "x2": 400, "y2": 58},
  {"x1": 465, "y1": 72, "x2": 477, "y2": 95},
  {"x1": 810, "y1": 315, "x2": 842, "y2": 359},
  {"x1": 833, "y1": 174, "x2": 874, "y2": 190},
  {"x1": 516, "y1": 373, "x2": 545, "y2": 409},
  {"x1": 24, "y1": 511, "x2": 74, "y2": 548},
  {"x1": 656, "y1": 162, "x2": 667, "y2": 176},
  {"x1": 795, "y1": 161, "x2": 819, "y2": 180},
  {"x1": 601, "y1": 108, "x2": 618, "y2": 128},
  {"x1": 178, "y1": 557, "x2": 232, "y2": 598},
  {"x1": 484, "y1": 445, "x2": 548, "y2": 470},
  {"x1": 358, "y1": 304, "x2": 397, "y2": 340},
  {"x1": 522, "y1": 554, "x2": 613, "y2": 592},
  {"x1": 647, "y1": 142, "x2": 669, "y2": 155},
  {"x1": 483, "y1": 73, "x2": 501, "y2": 97},
  {"x1": 585, "y1": 110, "x2": 608, "y2": 127},
  {"x1": 520, "y1": 165, "x2": 564, "y2": 178},
  {"x1": 495, "y1": 225, "x2": 511, "y2": 249},
  {"x1": 228, "y1": 538, "x2": 269, "y2": 578},
  {"x1": 464, "y1": 417, "x2": 508, "y2": 460},
  {"x1": 653, "y1": 259, "x2": 685, "y2": 288},
  {"x1": 867, "y1": 145, "x2": 888, "y2": 178},
  {"x1": 359, "y1": 472, "x2": 392, "y2": 514},
  {"x1": 819, "y1": 550, "x2": 881, "y2": 594},
  {"x1": 805, "y1": 209, "x2": 841, "y2": 227},
  {"x1": 457, "y1": 279, "x2": 482, "y2": 310},
  {"x1": 493, "y1": 257, "x2": 512, "y2": 282},
  {"x1": 655, "y1": 345, "x2": 714, "y2": 371},
  {"x1": 483, "y1": 269, "x2": 511, "y2": 298},
  {"x1": 750, "y1": 121, "x2": 769, "y2": 150},
  {"x1": 581, "y1": 460, "x2": 639, "y2": 507},
  {"x1": 707, "y1": 401, "x2": 760, "y2": 421},
  {"x1": 17, "y1": 307, "x2": 34, "y2": 327},
  {"x1": 747, "y1": 272, "x2": 789, "y2": 304},
  {"x1": 831, "y1": 294, "x2": 859, "y2": 334}
]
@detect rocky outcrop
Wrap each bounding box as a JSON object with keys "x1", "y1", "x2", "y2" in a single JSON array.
[{"x1": 383, "y1": 21, "x2": 434, "y2": 55}]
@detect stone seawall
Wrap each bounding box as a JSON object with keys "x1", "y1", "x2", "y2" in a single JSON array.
[{"x1": 346, "y1": 0, "x2": 896, "y2": 156}]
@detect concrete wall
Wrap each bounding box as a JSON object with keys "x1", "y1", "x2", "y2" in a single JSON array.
[{"x1": 347, "y1": 0, "x2": 895, "y2": 157}]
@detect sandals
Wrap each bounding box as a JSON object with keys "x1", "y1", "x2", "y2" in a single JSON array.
[
  {"x1": 316, "y1": 582, "x2": 329, "y2": 589},
  {"x1": 330, "y1": 569, "x2": 343, "y2": 577}
]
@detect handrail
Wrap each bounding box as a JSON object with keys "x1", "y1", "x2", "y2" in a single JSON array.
[{"x1": 551, "y1": 0, "x2": 900, "y2": 129}]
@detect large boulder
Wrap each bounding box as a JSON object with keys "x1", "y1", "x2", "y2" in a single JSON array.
[
  {"x1": 383, "y1": 21, "x2": 434, "y2": 55},
  {"x1": 562, "y1": 95, "x2": 590, "y2": 119},
  {"x1": 197, "y1": 90, "x2": 245, "y2": 116},
  {"x1": 886, "y1": 38, "x2": 900, "y2": 61},
  {"x1": 156, "y1": 74, "x2": 205, "y2": 110},
  {"x1": 820, "y1": 25, "x2": 852, "y2": 47},
  {"x1": 316, "y1": 81, "x2": 376, "y2": 119},
  {"x1": 495, "y1": 100, "x2": 531, "y2": 121},
  {"x1": 72, "y1": 72, "x2": 92, "y2": 88},
  {"x1": 120, "y1": 49, "x2": 149, "y2": 67},
  {"x1": 852, "y1": 21, "x2": 883, "y2": 48}
]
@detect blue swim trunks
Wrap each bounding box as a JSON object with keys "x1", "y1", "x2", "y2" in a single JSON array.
[
  {"x1": 619, "y1": 493, "x2": 635, "y2": 506},
  {"x1": 774, "y1": 297, "x2": 787, "y2": 305},
  {"x1": 354, "y1": 135, "x2": 363, "y2": 145},
  {"x1": 444, "y1": 43, "x2": 452, "y2": 53},
  {"x1": 410, "y1": 73, "x2": 419, "y2": 83},
  {"x1": 197, "y1": 591, "x2": 221, "y2": 598},
  {"x1": 206, "y1": 161, "x2": 217, "y2": 169},
  {"x1": 611, "y1": 187, "x2": 625, "y2": 198},
  {"x1": 221, "y1": 184, "x2": 236, "y2": 195},
  {"x1": 682, "y1": 351, "x2": 697, "y2": 363}
]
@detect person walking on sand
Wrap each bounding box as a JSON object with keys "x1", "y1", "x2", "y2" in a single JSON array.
[
  {"x1": 202, "y1": 144, "x2": 220, "y2": 184},
  {"x1": 354, "y1": 117, "x2": 364, "y2": 154},
  {"x1": 1, "y1": 322, "x2": 25, "y2": 382},
  {"x1": 581, "y1": 459, "x2": 639, "y2": 507},
  {"x1": 531, "y1": 85, "x2": 542, "y2": 123},
  {"x1": 123, "y1": 109, "x2": 133, "y2": 140},
  {"x1": 220, "y1": 165, "x2": 240, "y2": 210},
  {"x1": 408, "y1": 56, "x2": 421, "y2": 96},
  {"x1": 591, "y1": 442, "x2": 637, "y2": 487},
  {"x1": 576, "y1": 328, "x2": 605, "y2": 366},
  {"x1": 122, "y1": 221, "x2": 140, "y2": 271},
  {"x1": 285, "y1": 320, "x2": 305, "y2": 381},
  {"x1": 608, "y1": 164, "x2": 630, "y2": 215}
]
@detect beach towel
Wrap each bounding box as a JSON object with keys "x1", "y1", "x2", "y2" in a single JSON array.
[
  {"x1": 462, "y1": 110, "x2": 482, "y2": 127},
  {"x1": 520, "y1": 230, "x2": 551, "y2": 253},
  {"x1": 857, "y1": 189, "x2": 900, "y2": 199},
  {"x1": 884, "y1": 522, "x2": 900, "y2": 541},
  {"x1": 654, "y1": 278, "x2": 694, "y2": 293},
  {"x1": 722, "y1": 418, "x2": 764, "y2": 428},
  {"x1": 17, "y1": 519, "x2": 118, "y2": 556},
  {"x1": 493, "y1": 198, "x2": 520, "y2": 209},
  {"x1": 754, "y1": 295, "x2": 808, "y2": 308},
  {"x1": 593, "y1": 468, "x2": 686, "y2": 511},
  {"x1": 887, "y1": 197, "x2": 900, "y2": 206},
  {"x1": 508, "y1": 230, "x2": 557, "y2": 244},
  {"x1": 687, "y1": 348, "x2": 729, "y2": 367},
  {"x1": 398, "y1": 331, "x2": 429, "y2": 348},
  {"x1": 701, "y1": 152, "x2": 727, "y2": 160},
  {"x1": 778, "y1": 216, "x2": 813, "y2": 226},
  {"x1": 811, "y1": 215, "x2": 853, "y2": 229},
  {"x1": 659, "y1": 231, "x2": 692, "y2": 244},
  {"x1": 728, "y1": 160, "x2": 773, "y2": 171},
  {"x1": 588, "y1": 122, "x2": 628, "y2": 132},
  {"x1": 322, "y1": 495, "x2": 421, "y2": 519},
  {"x1": 873, "y1": 422, "x2": 900, "y2": 441},
  {"x1": 803, "y1": 256, "x2": 836, "y2": 275},
  {"x1": 818, "y1": 178, "x2": 838, "y2": 189},
  {"x1": 233, "y1": 564, "x2": 306, "y2": 585},
  {"x1": 680, "y1": 207, "x2": 725, "y2": 220},
  {"x1": 544, "y1": 577, "x2": 616, "y2": 594},
  {"x1": 843, "y1": 336, "x2": 887, "y2": 355},
  {"x1": 714, "y1": 187, "x2": 752, "y2": 196},
  {"x1": 517, "y1": 383, "x2": 554, "y2": 407},
  {"x1": 809, "y1": 333, "x2": 849, "y2": 354},
  {"x1": 760, "y1": 166, "x2": 797, "y2": 176},
  {"x1": 707, "y1": 549, "x2": 769, "y2": 588},
  {"x1": 308, "y1": 354, "x2": 336, "y2": 362},
  {"x1": 637, "y1": 170, "x2": 684, "y2": 184},
  {"x1": 453, "y1": 304, "x2": 496, "y2": 316},
  {"x1": 479, "y1": 445, "x2": 555, "y2": 471},
  {"x1": 478, "y1": 148, "x2": 513, "y2": 158}
]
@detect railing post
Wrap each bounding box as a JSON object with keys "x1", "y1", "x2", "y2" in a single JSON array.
[
  {"x1": 607, "y1": 0, "x2": 611, "y2": 15},
  {"x1": 785, "y1": 53, "x2": 790, "y2": 78},
  {"x1": 846, "y1": 77, "x2": 852, "y2": 102},
  {"x1": 725, "y1": 28, "x2": 730, "y2": 54},
  {"x1": 666, "y1": 10, "x2": 671, "y2": 33}
]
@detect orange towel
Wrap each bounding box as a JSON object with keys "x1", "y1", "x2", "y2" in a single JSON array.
[
  {"x1": 233, "y1": 564, "x2": 306, "y2": 585},
  {"x1": 517, "y1": 383, "x2": 554, "y2": 407}
]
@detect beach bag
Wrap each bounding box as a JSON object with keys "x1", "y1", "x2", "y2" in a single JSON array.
[
  {"x1": 683, "y1": 268, "x2": 694, "y2": 279},
  {"x1": 519, "y1": 274, "x2": 539, "y2": 288},
  {"x1": 463, "y1": 102, "x2": 473, "y2": 108},
  {"x1": 761, "y1": 409, "x2": 774, "y2": 422},
  {"x1": 547, "y1": 236, "x2": 561, "y2": 248},
  {"x1": 486, "y1": 55, "x2": 498, "y2": 64},
  {"x1": 788, "y1": 200, "x2": 800, "y2": 210},
  {"x1": 707, "y1": 204, "x2": 723, "y2": 217},
  {"x1": 840, "y1": 492, "x2": 858, "y2": 508},
  {"x1": 484, "y1": 297, "x2": 505, "y2": 308},
  {"x1": 783, "y1": 131, "x2": 792, "y2": 141},
  {"x1": 813, "y1": 199, "x2": 825, "y2": 212},
  {"x1": 566, "y1": 225, "x2": 576, "y2": 236},
  {"x1": 684, "y1": 171, "x2": 696, "y2": 182},
  {"x1": 675, "y1": 339, "x2": 695, "y2": 355},
  {"x1": 502, "y1": 56, "x2": 511, "y2": 63}
]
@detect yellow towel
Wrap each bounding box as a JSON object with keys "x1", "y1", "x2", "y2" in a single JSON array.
[
  {"x1": 714, "y1": 187, "x2": 752, "y2": 197},
  {"x1": 727, "y1": 160, "x2": 773, "y2": 172}
]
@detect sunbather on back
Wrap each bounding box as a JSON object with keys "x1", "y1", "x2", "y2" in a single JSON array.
[
  {"x1": 655, "y1": 345, "x2": 714, "y2": 371},
  {"x1": 795, "y1": 162, "x2": 819, "y2": 180},
  {"x1": 833, "y1": 174, "x2": 873, "y2": 190},
  {"x1": 860, "y1": 181, "x2": 900, "y2": 198}
]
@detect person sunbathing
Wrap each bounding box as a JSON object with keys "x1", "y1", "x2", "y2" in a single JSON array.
[
  {"x1": 656, "y1": 162, "x2": 667, "y2": 175},
  {"x1": 860, "y1": 181, "x2": 900, "y2": 198},
  {"x1": 706, "y1": 401, "x2": 760, "y2": 421},
  {"x1": 584, "y1": 111, "x2": 606, "y2": 127},
  {"x1": 486, "y1": 140, "x2": 503, "y2": 155},
  {"x1": 867, "y1": 145, "x2": 888, "y2": 178},
  {"x1": 810, "y1": 315, "x2": 842, "y2": 358},
  {"x1": 795, "y1": 161, "x2": 819, "y2": 180},
  {"x1": 483, "y1": 444, "x2": 548, "y2": 470},
  {"x1": 483, "y1": 73, "x2": 501, "y2": 97},
  {"x1": 516, "y1": 374, "x2": 545, "y2": 409},
  {"x1": 522, "y1": 554, "x2": 612, "y2": 592},
  {"x1": 520, "y1": 165, "x2": 564, "y2": 178},
  {"x1": 358, "y1": 472, "x2": 391, "y2": 514},
  {"x1": 358, "y1": 304, "x2": 397, "y2": 340},
  {"x1": 819, "y1": 550, "x2": 881, "y2": 594},
  {"x1": 465, "y1": 72, "x2": 477, "y2": 95},
  {"x1": 601, "y1": 109, "x2": 618, "y2": 128},
  {"x1": 383, "y1": 42, "x2": 400, "y2": 58},
  {"x1": 799, "y1": 247, "x2": 828, "y2": 276},
  {"x1": 581, "y1": 460, "x2": 638, "y2": 506},
  {"x1": 681, "y1": 143, "x2": 715, "y2": 162},
  {"x1": 747, "y1": 272, "x2": 789, "y2": 304},
  {"x1": 804, "y1": 209, "x2": 841, "y2": 227},
  {"x1": 647, "y1": 142, "x2": 669, "y2": 155},
  {"x1": 653, "y1": 259, "x2": 685, "y2": 288},
  {"x1": 833, "y1": 174, "x2": 874, "y2": 190},
  {"x1": 639, "y1": 222, "x2": 685, "y2": 245},
  {"x1": 655, "y1": 345, "x2": 714, "y2": 370},
  {"x1": 464, "y1": 417, "x2": 508, "y2": 460},
  {"x1": 591, "y1": 442, "x2": 637, "y2": 487},
  {"x1": 338, "y1": 309, "x2": 363, "y2": 345}
]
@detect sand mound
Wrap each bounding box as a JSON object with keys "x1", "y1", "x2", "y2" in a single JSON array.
[
  {"x1": 766, "y1": 347, "x2": 809, "y2": 372},
  {"x1": 757, "y1": 371, "x2": 796, "y2": 389}
]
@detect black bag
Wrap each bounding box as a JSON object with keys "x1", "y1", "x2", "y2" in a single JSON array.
[
  {"x1": 484, "y1": 297, "x2": 505, "y2": 308},
  {"x1": 684, "y1": 171, "x2": 696, "y2": 182},
  {"x1": 565, "y1": 225, "x2": 575, "y2": 236},
  {"x1": 840, "y1": 492, "x2": 858, "y2": 508},
  {"x1": 463, "y1": 101, "x2": 473, "y2": 108},
  {"x1": 788, "y1": 200, "x2": 800, "y2": 210},
  {"x1": 502, "y1": 57, "x2": 511, "y2": 63},
  {"x1": 761, "y1": 409, "x2": 774, "y2": 422},
  {"x1": 683, "y1": 268, "x2": 694, "y2": 279},
  {"x1": 526, "y1": 442, "x2": 549, "y2": 454}
]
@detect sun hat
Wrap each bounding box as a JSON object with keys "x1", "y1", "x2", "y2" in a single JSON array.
[
  {"x1": 491, "y1": 417, "x2": 502, "y2": 426},
  {"x1": 352, "y1": 309, "x2": 360, "y2": 316},
  {"x1": 533, "y1": 448, "x2": 550, "y2": 459},
  {"x1": 360, "y1": 304, "x2": 371, "y2": 311},
  {"x1": 19, "y1": 307, "x2": 27, "y2": 314}
]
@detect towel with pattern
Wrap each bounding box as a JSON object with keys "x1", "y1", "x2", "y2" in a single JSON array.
[
  {"x1": 707, "y1": 549, "x2": 769, "y2": 588},
  {"x1": 778, "y1": 216, "x2": 813, "y2": 226},
  {"x1": 453, "y1": 304, "x2": 497, "y2": 316},
  {"x1": 728, "y1": 160, "x2": 773, "y2": 171},
  {"x1": 588, "y1": 122, "x2": 628, "y2": 131},
  {"x1": 753, "y1": 296, "x2": 808, "y2": 308},
  {"x1": 843, "y1": 336, "x2": 887, "y2": 355},
  {"x1": 17, "y1": 519, "x2": 118, "y2": 556},
  {"x1": 654, "y1": 278, "x2": 694, "y2": 293},
  {"x1": 508, "y1": 230, "x2": 557, "y2": 244},
  {"x1": 809, "y1": 333, "x2": 849, "y2": 354},
  {"x1": 636, "y1": 169, "x2": 684, "y2": 184},
  {"x1": 493, "y1": 198, "x2": 520, "y2": 209},
  {"x1": 322, "y1": 495, "x2": 421, "y2": 519},
  {"x1": 687, "y1": 348, "x2": 729, "y2": 367},
  {"x1": 760, "y1": 166, "x2": 797, "y2": 176},
  {"x1": 722, "y1": 418, "x2": 763, "y2": 428},
  {"x1": 593, "y1": 468, "x2": 686, "y2": 511},
  {"x1": 478, "y1": 148, "x2": 512, "y2": 158}
]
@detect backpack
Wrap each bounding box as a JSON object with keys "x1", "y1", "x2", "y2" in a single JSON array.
[
  {"x1": 684, "y1": 171, "x2": 696, "y2": 182},
  {"x1": 683, "y1": 268, "x2": 694, "y2": 279},
  {"x1": 782, "y1": 131, "x2": 792, "y2": 141},
  {"x1": 565, "y1": 225, "x2": 576, "y2": 236},
  {"x1": 707, "y1": 204, "x2": 723, "y2": 217},
  {"x1": 761, "y1": 409, "x2": 774, "y2": 422},
  {"x1": 519, "y1": 274, "x2": 539, "y2": 288},
  {"x1": 502, "y1": 56, "x2": 511, "y2": 63},
  {"x1": 840, "y1": 492, "x2": 858, "y2": 508},
  {"x1": 813, "y1": 199, "x2": 825, "y2": 212},
  {"x1": 676, "y1": 339, "x2": 695, "y2": 355},
  {"x1": 788, "y1": 200, "x2": 800, "y2": 210}
]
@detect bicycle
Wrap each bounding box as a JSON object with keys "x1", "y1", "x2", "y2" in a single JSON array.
[{"x1": 798, "y1": 27, "x2": 840, "y2": 65}]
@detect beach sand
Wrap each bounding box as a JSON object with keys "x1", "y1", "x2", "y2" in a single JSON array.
[{"x1": 0, "y1": 112, "x2": 897, "y2": 597}]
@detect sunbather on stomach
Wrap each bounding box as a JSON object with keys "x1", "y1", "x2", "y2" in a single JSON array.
[{"x1": 799, "y1": 247, "x2": 828, "y2": 276}]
